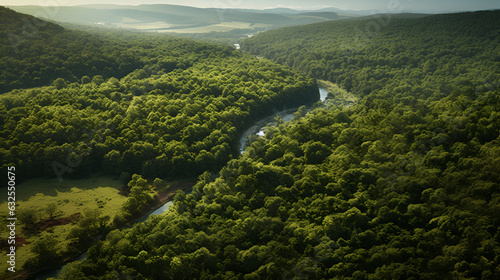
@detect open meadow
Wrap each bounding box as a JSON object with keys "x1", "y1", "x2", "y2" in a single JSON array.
[{"x1": 0, "y1": 175, "x2": 126, "y2": 276}]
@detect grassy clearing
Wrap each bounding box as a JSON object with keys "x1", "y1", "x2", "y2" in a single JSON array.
[
  {"x1": 114, "y1": 20, "x2": 175, "y2": 30},
  {"x1": 0, "y1": 175, "x2": 126, "y2": 278},
  {"x1": 318, "y1": 79, "x2": 358, "y2": 106},
  {"x1": 159, "y1": 21, "x2": 270, "y2": 34},
  {"x1": 0, "y1": 174, "x2": 196, "y2": 279},
  {"x1": 1, "y1": 175, "x2": 124, "y2": 202}
]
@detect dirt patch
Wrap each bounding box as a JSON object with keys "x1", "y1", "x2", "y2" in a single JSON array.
[
  {"x1": 0, "y1": 236, "x2": 29, "y2": 252},
  {"x1": 119, "y1": 185, "x2": 130, "y2": 196},
  {"x1": 38, "y1": 212, "x2": 81, "y2": 231},
  {"x1": 157, "y1": 181, "x2": 196, "y2": 203}
]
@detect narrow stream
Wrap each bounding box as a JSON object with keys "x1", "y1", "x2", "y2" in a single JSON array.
[
  {"x1": 36, "y1": 201, "x2": 176, "y2": 280},
  {"x1": 37, "y1": 87, "x2": 329, "y2": 280},
  {"x1": 239, "y1": 87, "x2": 328, "y2": 153}
]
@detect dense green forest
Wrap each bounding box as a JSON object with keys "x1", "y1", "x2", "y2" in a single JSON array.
[
  {"x1": 242, "y1": 11, "x2": 500, "y2": 101},
  {"x1": 0, "y1": 6, "x2": 318, "y2": 182},
  {"x1": 55, "y1": 10, "x2": 500, "y2": 280},
  {"x1": 0, "y1": 6, "x2": 143, "y2": 93}
]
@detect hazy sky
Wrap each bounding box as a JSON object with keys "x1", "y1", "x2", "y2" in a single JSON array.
[{"x1": 2, "y1": 0, "x2": 500, "y2": 12}]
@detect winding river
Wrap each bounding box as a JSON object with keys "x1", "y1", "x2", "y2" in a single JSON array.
[
  {"x1": 36, "y1": 201, "x2": 176, "y2": 280},
  {"x1": 37, "y1": 87, "x2": 328, "y2": 280},
  {"x1": 239, "y1": 88, "x2": 328, "y2": 153}
]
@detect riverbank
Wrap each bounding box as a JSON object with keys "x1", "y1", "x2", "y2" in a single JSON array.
[
  {"x1": 18, "y1": 178, "x2": 196, "y2": 280},
  {"x1": 317, "y1": 79, "x2": 357, "y2": 107},
  {"x1": 239, "y1": 85, "x2": 332, "y2": 154},
  {"x1": 239, "y1": 107, "x2": 300, "y2": 153},
  {"x1": 28, "y1": 83, "x2": 346, "y2": 280}
]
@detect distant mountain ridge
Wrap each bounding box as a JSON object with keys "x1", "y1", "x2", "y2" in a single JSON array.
[{"x1": 7, "y1": 4, "x2": 351, "y2": 34}]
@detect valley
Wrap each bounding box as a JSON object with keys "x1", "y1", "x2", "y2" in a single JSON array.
[
  {"x1": 1, "y1": 3, "x2": 500, "y2": 280},
  {"x1": 7, "y1": 4, "x2": 350, "y2": 44}
]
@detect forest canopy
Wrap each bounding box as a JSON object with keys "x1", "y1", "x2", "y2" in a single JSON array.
[
  {"x1": 0, "y1": 6, "x2": 143, "y2": 94},
  {"x1": 55, "y1": 10, "x2": 500, "y2": 280},
  {"x1": 0, "y1": 6, "x2": 318, "y2": 181},
  {"x1": 2, "y1": 6, "x2": 500, "y2": 280},
  {"x1": 242, "y1": 11, "x2": 500, "y2": 102}
]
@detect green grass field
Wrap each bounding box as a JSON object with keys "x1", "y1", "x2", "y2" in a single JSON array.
[
  {"x1": 163, "y1": 22, "x2": 271, "y2": 34},
  {"x1": 318, "y1": 79, "x2": 358, "y2": 106},
  {"x1": 115, "y1": 20, "x2": 270, "y2": 33},
  {"x1": 114, "y1": 20, "x2": 176, "y2": 30},
  {"x1": 0, "y1": 175, "x2": 126, "y2": 278}
]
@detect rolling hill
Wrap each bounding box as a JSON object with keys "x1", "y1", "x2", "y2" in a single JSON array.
[
  {"x1": 8, "y1": 4, "x2": 347, "y2": 34},
  {"x1": 3, "y1": 4, "x2": 500, "y2": 280},
  {"x1": 0, "y1": 6, "x2": 144, "y2": 94},
  {"x1": 54, "y1": 10, "x2": 500, "y2": 280},
  {"x1": 0, "y1": 6, "x2": 321, "y2": 278}
]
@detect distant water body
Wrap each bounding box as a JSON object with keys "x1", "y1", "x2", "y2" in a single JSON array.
[
  {"x1": 37, "y1": 88, "x2": 330, "y2": 279},
  {"x1": 239, "y1": 87, "x2": 328, "y2": 154}
]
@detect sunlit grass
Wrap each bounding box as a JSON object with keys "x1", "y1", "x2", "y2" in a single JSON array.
[
  {"x1": 0, "y1": 175, "x2": 126, "y2": 277},
  {"x1": 114, "y1": 20, "x2": 175, "y2": 30},
  {"x1": 157, "y1": 22, "x2": 271, "y2": 34},
  {"x1": 318, "y1": 79, "x2": 358, "y2": 105}
]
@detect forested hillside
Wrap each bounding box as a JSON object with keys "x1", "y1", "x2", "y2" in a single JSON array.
[
  {"x1": 0, "y1": 6, "x2": 145, "y2": 93},
  {"x1": 242, "y1": 11, "x2": 500, "y2": 100},
  {"x1": 8, "y1": 4, "x2": 344, "y2": 41},
  {"x1": 57, "y1": 11, "x2": 500, "y2": 280},
  {"x1": 0, "y1": 6, "x2": 318, "y2": 182}
]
